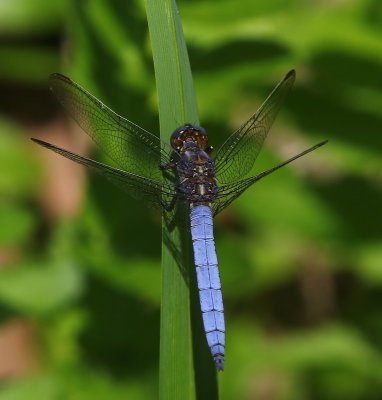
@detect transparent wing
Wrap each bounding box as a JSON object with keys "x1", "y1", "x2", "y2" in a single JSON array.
[
  {"x1": 32, "y1": 138, "x2": 177, "y2": 212},
  {"x1": 49, "y1": 73, "x2": 177, "y2": 181},
  {"x1": 214, "y1": 70, "x2": 296, "y2": 184},
  {"x1": 212, "y1": 140, "x2": 328, "y2": 216}
]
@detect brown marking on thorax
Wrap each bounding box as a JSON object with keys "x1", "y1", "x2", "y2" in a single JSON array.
[{"x1": 177, "y1": 147, "x2": 217, "y2": 203}]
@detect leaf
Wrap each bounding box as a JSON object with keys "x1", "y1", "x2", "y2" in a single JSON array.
[
  {"x1": 144, "y1": 0, "x2": 218, "y2": 398},
  {"x1": 0, "y1": 375, "x2": 60, "y2": 400},
  {"x1": 0, "y1": 121, "x2": 40, "y2": 195},
  {"x1": 0, "y1": 262, "x2": 84, "y2": 315},
  {"x1": 0, "y1": 202, "x2": 37, "y2": 246}
]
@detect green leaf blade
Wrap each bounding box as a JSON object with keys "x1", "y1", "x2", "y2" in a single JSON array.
[{"x1": 144, "y1": 0, "x2": 218, "y2": 399}]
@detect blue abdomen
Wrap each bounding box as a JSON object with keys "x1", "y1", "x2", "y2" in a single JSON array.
[{"x1": 190, "y1": 204, "x2": 225, "y2": 371}]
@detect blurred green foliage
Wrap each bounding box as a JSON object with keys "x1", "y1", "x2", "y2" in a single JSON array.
[{"x1": 0, "y1": 0, "x2": 381, "y2": 399}]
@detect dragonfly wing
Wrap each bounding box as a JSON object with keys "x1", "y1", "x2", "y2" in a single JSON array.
[
  {"x1": 212, "y1": 140, "x2": 328, "y2": 216},
  {"x1": 49, "y1": 73, "x2": 177, "y2": 181},
  {"x1": 32, "y1": 138, "x2": 177, "y2": 212},
  {"x1": 214, "y1": 70, "x2": 296, "y2": 184}
]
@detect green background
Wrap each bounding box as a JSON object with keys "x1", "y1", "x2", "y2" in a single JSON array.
[{"x1": 0, "y1": 0, "x2": 382, "y2": 398}]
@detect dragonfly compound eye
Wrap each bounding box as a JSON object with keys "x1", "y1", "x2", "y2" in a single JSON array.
[
  {"x1": 170, "y1": 124, "x2": 209, "y2": 150},
  {"x1": 170, "y1": 125, "x2": 187, "y2": 149}
]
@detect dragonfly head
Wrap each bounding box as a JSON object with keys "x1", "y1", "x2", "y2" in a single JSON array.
[{"x1": 170, "y1": 124, "x2": 209, "y2": 152}]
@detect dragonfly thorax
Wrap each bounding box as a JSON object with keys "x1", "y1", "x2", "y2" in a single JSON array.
[{"x1": 176, "y1": 145, "x2": 218, "y2": 204}]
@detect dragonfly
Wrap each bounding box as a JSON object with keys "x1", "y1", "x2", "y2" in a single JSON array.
[{"x1": 32, "y1": 70, "x2": 327, "y2": 371}]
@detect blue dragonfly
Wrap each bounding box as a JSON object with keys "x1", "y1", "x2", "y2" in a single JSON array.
[{"x1": 32, "y1": 70, "x2": 327, "y2": 371}]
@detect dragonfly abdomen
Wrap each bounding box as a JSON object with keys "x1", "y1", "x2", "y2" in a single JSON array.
[{"x1": 190, "y1": 204, "x2": 225, "y2": 371}]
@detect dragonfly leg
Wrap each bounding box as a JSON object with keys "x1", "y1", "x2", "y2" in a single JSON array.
[
  {"x1": 160, "y1": 161, "x2": 178, "y2": 184},
  {"x1": 162, "y1": 194, "x2": 178, "y2": 212},
  {"x1": 160, "y1": 161, "x2": 177, "y2": 170}
]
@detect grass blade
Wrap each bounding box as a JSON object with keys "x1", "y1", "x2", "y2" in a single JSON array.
[{"x1": 144, "y1": 0, "x2": 218, "y2": 398}]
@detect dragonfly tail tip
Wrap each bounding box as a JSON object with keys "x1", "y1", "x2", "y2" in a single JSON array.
[{"x1": 214, "y1": 355, "x2": 224, "y2": 372}]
